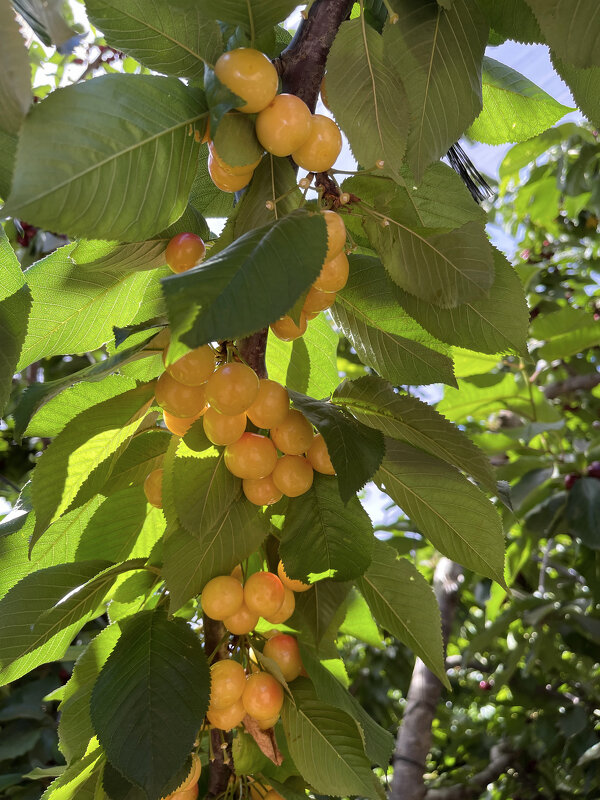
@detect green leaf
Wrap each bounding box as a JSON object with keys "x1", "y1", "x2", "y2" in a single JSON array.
[
  {"x1": 31, "y1": 383, "x2": 155, "y2": 542},
  {"x1": 85, "y1": 0, "x2": 223, "y2": 78},
  {"x1": 162, "y1": 210, "x2": 328, "y2": 355},
  {"x1": 533, "y1": 306, "x2": 600, "y2": 360},
  {"x1": 17, "y1": 246, "x2": 170, "y2": 373},
  {"x1": 384, "y1": 0, "x2": 488, "y2": 183},
  {"x1": 333, "y1": 375, "x2": 497, "y2": 494},
  {"x1": 13, "y1": 0, "x2": 77, "y2": 49},
  {"x1": 281, "y1": 680, "x2": 382, "y2": 800},
  {"x1": 189, "y1": 145, "x2": 235, "y2": 218},
  {"x1": 477, "y1": 0, "x2": 544, "y2": 44},
  {"x1": 377, "y1": 439, "x2": 505, "y2": 584},
  {"x1": 3, "y1": 75, "x2": 206, "y2": 241},
  {"x1": 212, "y1": 112, "x2": 264, "y2": 169},
  {"x1": 0, "y1": 499, "x2": 102, "y2": 602},
  {"x1": 293, "y1": 580, "x2": 352, "y2": 647},
  {"x1": 566, "y1": 478, "x2": 600, "y2": 550},
  {"x1": 339, "y1": 588, "x2": 384, "y2": 647},
  {"x1": 22, "y1": 375, "x2": 137, "y2": 440},
  {"x1": 326, "y1": 18, "x2": 408, "y2": 178},
  {"x1": 266, "y1": 313, "x2": 339, "y2": 400},
  {"x1": 59, "y1": 623, "x2": 122, "y2": 762},
  {"x1": 0, "y1": 229, "x2": 31, "y2": 417},
  {"x1": 300, "y1": 645, "x2": 393, "y2": 766},
  {"x1": 331, "y1": 253, "x2": 456, "y2": 386},
  {"x1": 171, "y1": 0, "x2": 298, "y2": 37},
  {"x1": 0, "y1": 130, "x2": 16, "y2": 200},
  {"x1": 0, "y1": 3, "x2": 32, "y2": 133},
  {"x1": 468, "y1": 57, "x2": 571, "y2": 144},
  {"x1": 90, "y1": 610, "x2": 210, "y2": 800},
  {"x1": 41, "y1": 747, "x2": 104, "y2": 800},
  {"x1": 552, "y1": 60, "x2": 600, "y2": 130},
  {"x1": 163, "y1": 501, "x2": 269, "y2": 610},
  {"x1": 101, "y1": 429, "x2": 171, "y2": 495},
  {"x1": 357, "y1": 541, "x2": 448, "y2": 685},
  {"x1": 364, "y1": 213, "x2": 494, "y2": 308},
  {"x1": 287, "y1": 390, "x2": 384, "y2": 502},
  {"x1": 525, "y1": 0, "x2": 600, "y2": 68},
  {"x1": 0, "y1": 560, "x2": 111, "y2": 686},
  {"x1": 280, "y1": 474, "x2": 374, "y2": 581},
  {"x1": 396, "y1": 247, "x2": 528, "y2": 354}
]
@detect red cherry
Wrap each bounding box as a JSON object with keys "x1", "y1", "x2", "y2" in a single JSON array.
[
  {"x1": 564, "y1": 473, "x2": 581, "y2": 490},
  {"x1": 586, "y1": 461, "x2": 600, "y2": 480}
]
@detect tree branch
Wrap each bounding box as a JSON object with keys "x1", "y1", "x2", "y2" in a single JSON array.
[
  {"x1": 204, "y1": 616, "x2": 234, "y2": 797},
  {"x1": 424, "y1": 742, "x2": 514, "y2": 800},
  {"x1": 238, "y1": 0, "x2": 352, "y2": 372},
  {"x1": 390, "y1": 559, "x2": 464, "y2": 800},
  {"x1": 543, "y1": 372, "x2": 600, "y2": 399}
]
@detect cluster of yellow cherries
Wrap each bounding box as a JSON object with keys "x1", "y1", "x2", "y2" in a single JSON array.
[{"x1": 206, "y1": 47, "x2": 342, "y2": 193}]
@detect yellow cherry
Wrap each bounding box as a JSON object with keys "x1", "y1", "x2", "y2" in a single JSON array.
[
  {"x1": 214, "y1": 48, "x2": 278, "y2": 114},
  {"x1": 291, "y1": 114, "x2": 342, "y2": 172},
  {"x1": 255, "y1": 94, "x2": 312, "y2": 157}
]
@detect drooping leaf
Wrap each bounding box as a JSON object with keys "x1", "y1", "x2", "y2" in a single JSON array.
[
  {"x1": 477, "y1": 0, "x2": 544, "y2": 44},
  {"x1": 0, "y1": 228, "x2": 31, "y2": 417},
  {"x1": 338, "y1": 588, "x2": 384, "y2": 648},
  {"x1": 3, "y1": 75, "x2": 207, "y2": 241},
  {"x1": 280, "y1": 475, "x2": 374, "y2": 581},
  {"x1": 90, "y1": 610, "x2": 210, "y2": 800},
  {"x1": 212, "y1": 112, "x2": 264, "y2": 170},
  {"x1": 163, "y1": 501, "x2": 269, "y2": 611},
  {"x1": 331, "y1": 253, "x2": 456, "y2": 386},
  {"x1": 377, "y1": 439, "x2": 506, "y2": 585},
  {"x1": 31, "y1": 383, "x2": 155, "y2": 542},
  {"x1": 0, "y1": 3, "x2": 32, "y2": 133},
  {"x1": 326, "y1": 18, "x2": 408, "y2": 178},
  {"x1": 266, "y1": 314, "x2": 339, "y2": 400},
  {"x1": 293, "y1": 580, "x2": 352, "y2": 647},
  {"x1": 58, "y1": 622, "x2": 122, "y2": 762},
  {"x1": 468, "y1": 57, "x2": 572, "y2": 145},
  {"x1": 281, "y1": 680, "x2": 382, "y2": 800},
  {"x1": 0, "y1": 560, "x2": 111, "y2": 686},
  {"x1": 357, "y1": 541, "x2": 448, "y2": 685},
  {"x1": 396, "y1": 247, "x2": 528, "y2": 354},
  {"x1": 552, "y1": 60, "x2": 600, "y2": 130},
  {"x1": 384, "y1": 0, "x2": 488, "y2": 183},
  {"x1": 333, "y1": 375, "x2": 497, "y2": 494},
  {"x1": 101, "y1": 429, "x2": 171, "y2": 495},
  {"x1": 162, "y1": 210, "x2": 327, "y2": 357},
  {"x1": 85, "y1": 0, "x2": 223, "y2": 78},
  {"x1": 525, "y1": 0, "x2": 600, "y2": 68},
  {"x1": 170, "y1": 0, "x2": 299, "y2": 37}
]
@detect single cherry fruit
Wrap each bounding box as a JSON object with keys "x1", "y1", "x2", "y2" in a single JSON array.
[
  {"x1": 224, "y1": 433, "x2": 278, "y2": 479},
  {"x1": 205, "y1": 363, "x2": 260, "y2": 416},
  {"x1": 263, "y1": 634, "x2": 302, "y2": 682},
  {"x1": 277, "y1": 560, "x2": 311, "y2": 593},
  {"x1": 244, "y1": 572, "x2": 285, "y2": 618},
  {"x1": 166, "y1": 785, "x2": 199, "y2": 800},
  {"x1": 203, "y1": 407, "x2": 247, "y2": 446},
  {"x1": 155, "y1": 372, "x2": 207, "y2": 418},
  {"x1": 302, "y1": 287, "x2": 336, "y2": 315},
  {"x1": 307, "y1": 433, "x2": 335, "y2": 475},
  {"x1": 587, "y1": 461, "x2": 600, "y2": 479},
  {"x1": 255, "y1": 94, "x2": 312, "y2": 157},
  {"x1": 246, "y1": 379, "x2": 290, "y2": 429},
  {"x1": 243, "y1": 475, "x2": 283, "y2": 506},
  {"x1": 164, "y1": 344, "x2": 216, "y2": 386},
  {"x1": 242, "y1": 672, "x2": 284, "y2": 721},
  {"x1": 144, "y1": 468, "x2": 163, "y2": 508},
  {"x1": 208, "y1": 152, "x2": 253, "y2": 192},
  {"x1": 206, "y1": 698, "x2": 245, "y2": 730},
  {"x1": 165, "y1": 233, "x2": 206, "y2": 273},
  {"x1": 202, "y1": 575, "x2": 244, "y2": 621},
  {"x1": 564, "y1": 472, "x2": 581, "y2": 490},
  {"x1": 291, "y1": 114, "x2": 342, "y2": 173},
  {"x1": 322, "y1": 210, "x2": 347, "y2": 260},
  {"x1": 163, "y1": 410, "x2": 204, "y2": 437},
  {"x1": 271, "y1": 409, "x2": 314, "y2": 456},
  {"x1": 272, "y1": 455, "x2": 314, "y2": 497},
  {"x1": 223, "y1": 603, "x2": 259, "y2": 635},
  {"x1": 263, "y1": 587, "x2": 295, "y2": 624},
  {"x1": 314, "y1": 250, "x2": 349, "y2": 293},
  {"x1": 209, "y1": 659, "x2": 247, "y2": 710},
  {"x1": 214, "y1": 48, "x2": 278, "y2": 113},
  {"x1": 270, "y1": 313, "x2": 308, "y2": 342}
]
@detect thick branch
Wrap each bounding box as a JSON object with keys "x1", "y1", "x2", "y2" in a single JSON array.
[
  {"x1": 543, "y1": 371, "x2": 600, "y2": 399},
  {"x1": 238, "y1": 329, "x2": 268, "y2": 378},
  {"x1": 390, "y1": 559, "x2": 464, "y2": 800},
  {"x1": 278, "y1": 0, "x2": 353, "y2": 111},
  {"x1": 424, "y1": 742, "x2": 514, "y2": 800},
  {"x1": 204, "y1": 616, "x2": 234, "y2": 798}
]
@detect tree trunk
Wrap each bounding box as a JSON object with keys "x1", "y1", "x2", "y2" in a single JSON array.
[{"x1": 390, "y1": 559, "x2": 464, "y2": 800}]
